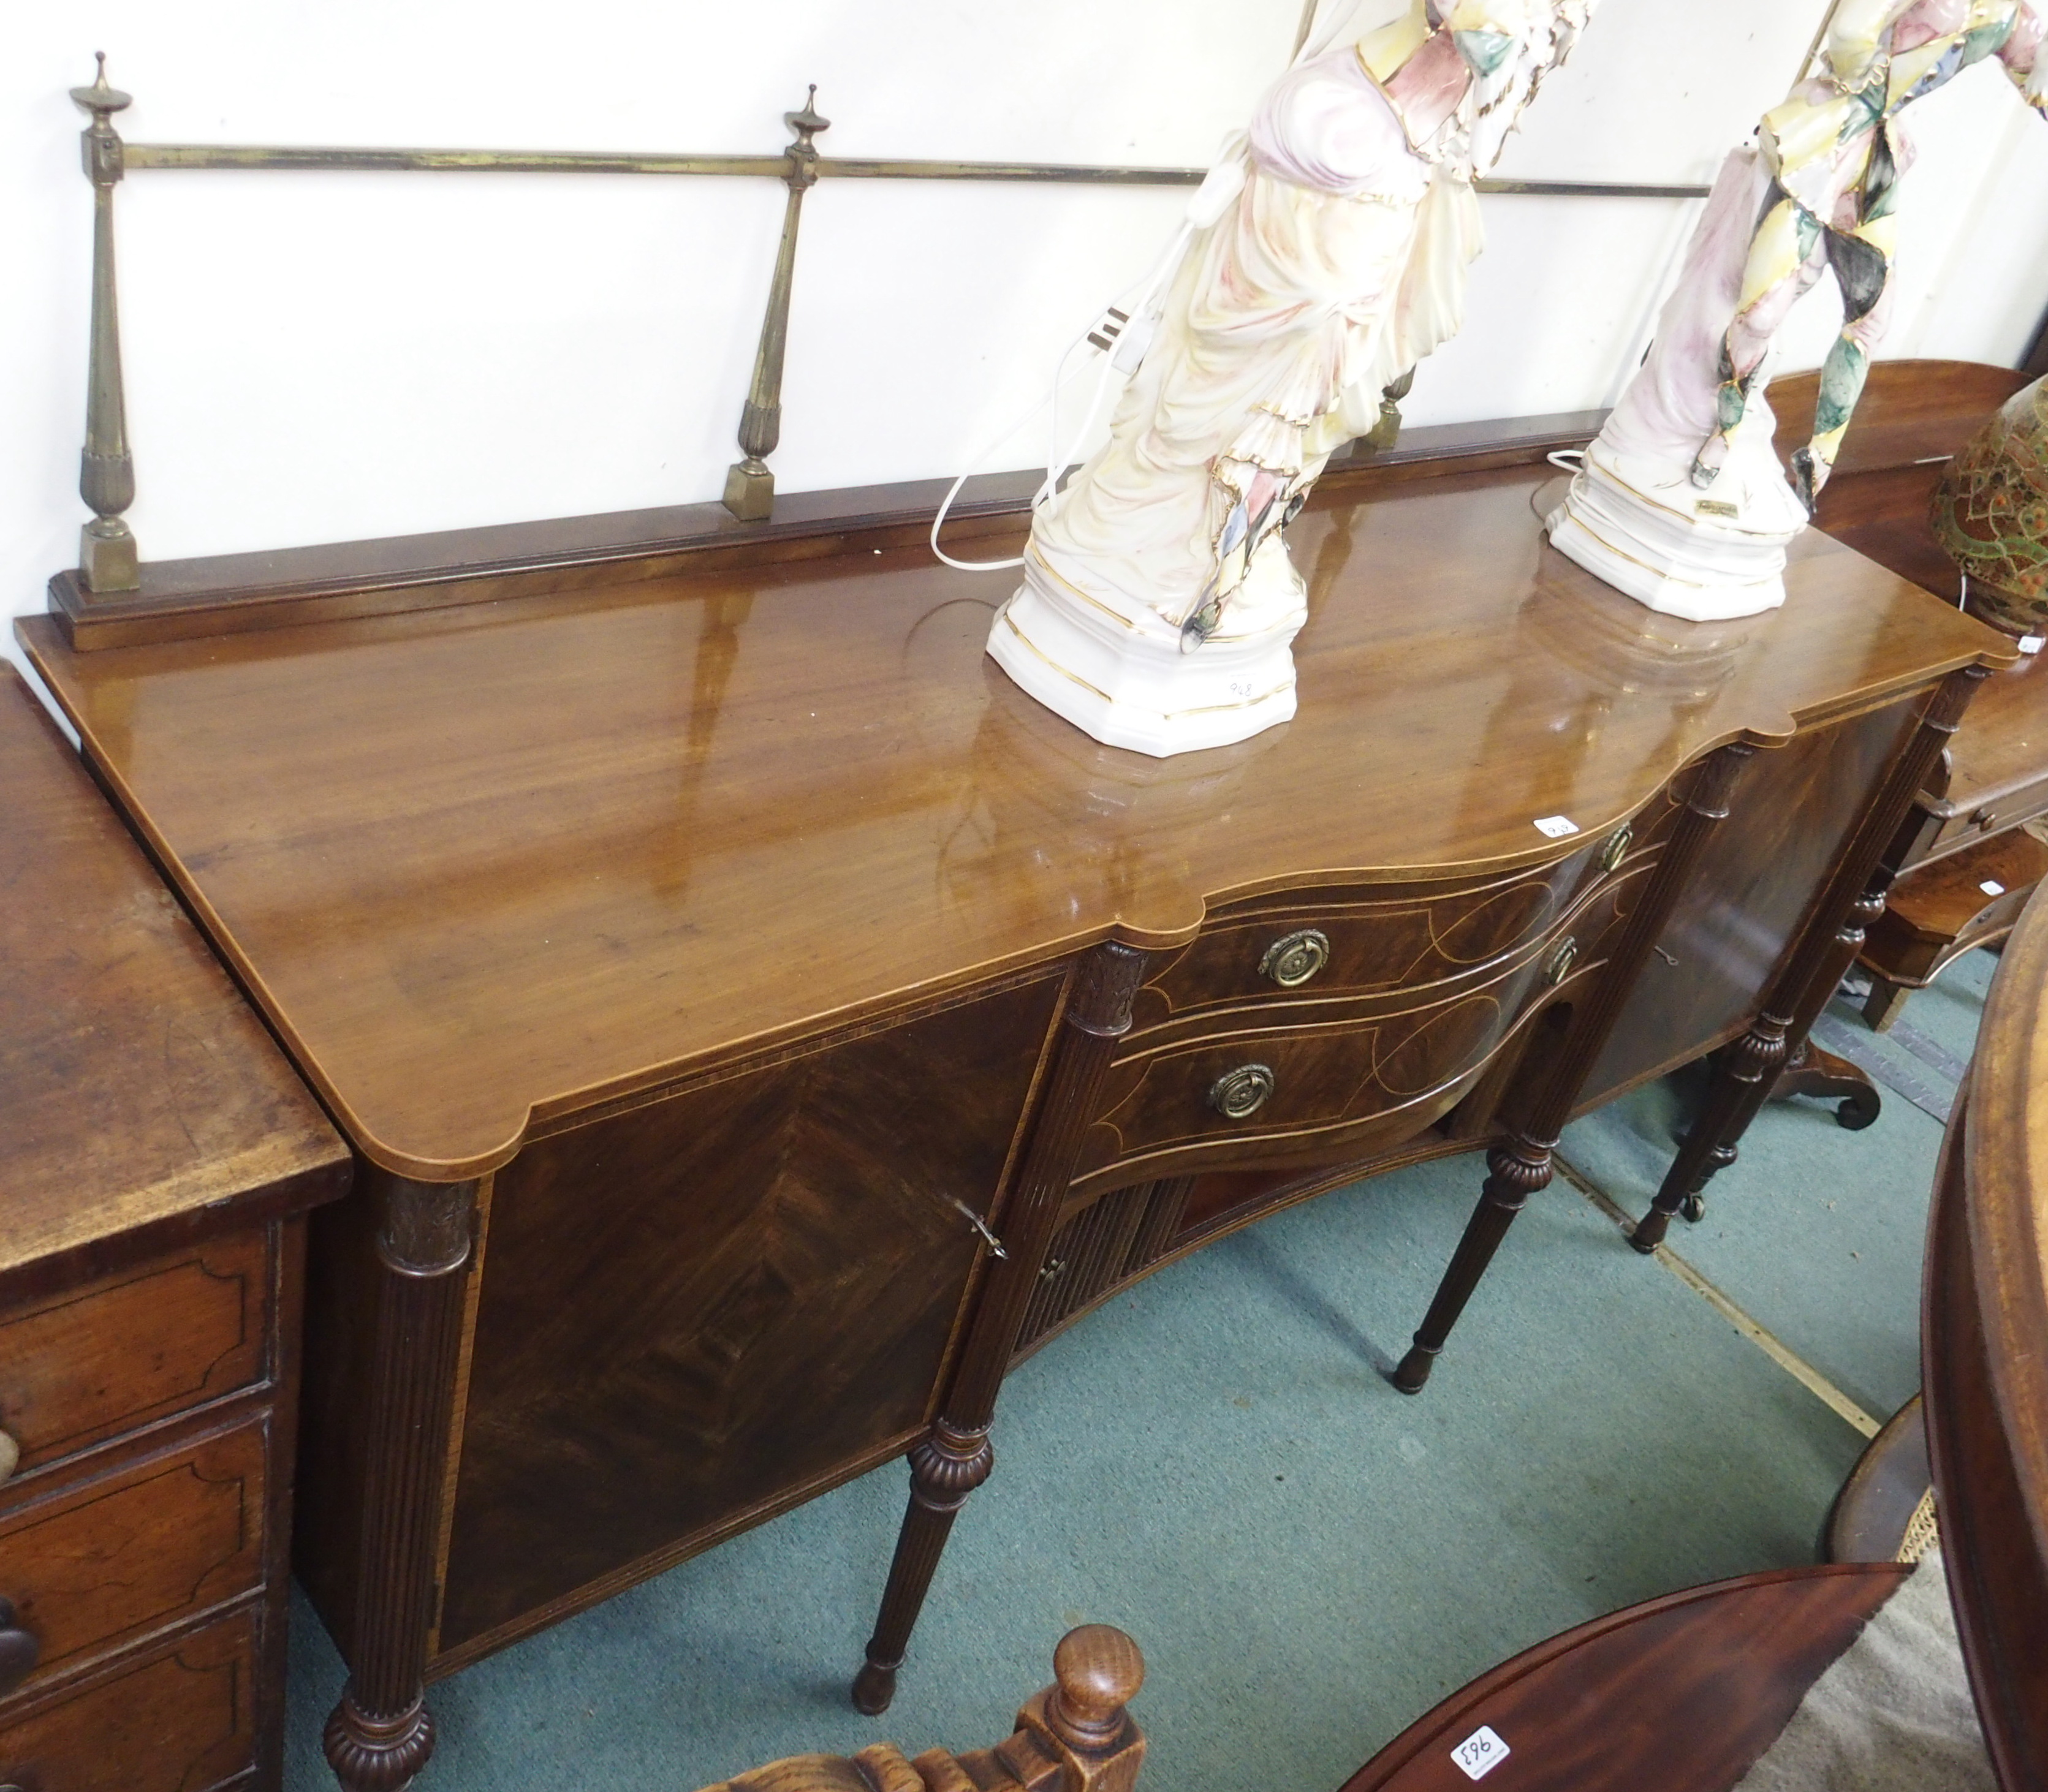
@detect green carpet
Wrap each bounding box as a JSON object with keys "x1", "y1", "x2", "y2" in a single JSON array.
[{"x1": 286, "y1": 960, "x2": 1986, "y2": 1791}]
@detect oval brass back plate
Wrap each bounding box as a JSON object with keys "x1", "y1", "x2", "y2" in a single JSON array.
[
  {"x1": 1259, "y1": 928, "x2": 1330, "y2": 989},
  {"x1": 1209, "y1": 1063, "x2": 1276, "y2": 1120}
]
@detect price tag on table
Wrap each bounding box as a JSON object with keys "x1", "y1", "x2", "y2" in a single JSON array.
[
  {"x1": 1532, "y1": 815, "x2": 1580, "y2": 839},
  {"x1": 1982, "y1": 879, "x2": 2007, "y2": 898},
  {"x1": 1451, "y1": 1723, "x2": 1511, "y2": 1781}
]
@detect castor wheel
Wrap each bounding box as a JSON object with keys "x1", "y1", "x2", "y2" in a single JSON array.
[{"x1": 1680, "y1": 1191, "x2": 1707, "y2": 1223}]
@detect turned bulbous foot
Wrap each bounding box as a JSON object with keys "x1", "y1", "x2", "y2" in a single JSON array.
[
  {"x1": 324, "y1": 1689, "x2": 435, "y2": 1792},
  {"x1": 1391, "y1": 1345, "x2": 1435, "y2": 1394},
  {"x1": 852, "y1": 1656, "x2": 899, "y2": 1715}
]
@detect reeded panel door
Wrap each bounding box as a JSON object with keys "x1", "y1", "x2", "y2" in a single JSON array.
[{"x1": 437, "y1": 974, "x2": 1061, "y2": 1656}]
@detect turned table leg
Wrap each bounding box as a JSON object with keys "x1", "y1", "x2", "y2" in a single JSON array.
[
  {"x1": 854, "y1": 942, "x2": 1147, "y2": 1715},
  {"x1": 324, "y1": 1173, "x2": 478, "y2": 1792},
  {"x1": 1637, "y1": 667, "x2": 1986, "y2": 1253},
  {"x1": 1396, "y1": 742, "x2": 1756, "y2": 1391},
  {"x1": 1395, "y1": 1135, "x2": 1552, "y2": 1393}
]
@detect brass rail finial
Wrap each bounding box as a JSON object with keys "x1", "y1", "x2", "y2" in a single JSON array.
[
  {"x1": 723, "y1": 86, "x2": 831, "y2": 521},
  {"x1": 71, "y1": 53, "x2": 140, "y2": 592}
]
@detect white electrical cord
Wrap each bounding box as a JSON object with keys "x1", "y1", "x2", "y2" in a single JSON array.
[
  {"x1": 928, "y1": 140, "x2": 1250, "y2": 575},
  {"x1": 929, "y1": 221, "x2": 1196, "y2": 573}
]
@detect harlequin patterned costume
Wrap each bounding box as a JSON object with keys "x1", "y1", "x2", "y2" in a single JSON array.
[{"x1": 1697, "y1": 0, "x2": 2048, "y2": 509}]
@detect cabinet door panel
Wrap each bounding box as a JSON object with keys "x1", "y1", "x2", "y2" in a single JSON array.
[
  {"x1": 1584, "y1": 700, "x2": 1916, "y2": 1106},
  {"x1": 438, "y1": 976, "x2": 1060, "y2": 1654}
]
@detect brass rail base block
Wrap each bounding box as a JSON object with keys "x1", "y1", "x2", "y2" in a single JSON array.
[
  {"x1": 724, "y1": 459, "x2": 775, "y2": 523},
  {"x1": 78, "y1": 520, "x2": 140, "y2": 592}
]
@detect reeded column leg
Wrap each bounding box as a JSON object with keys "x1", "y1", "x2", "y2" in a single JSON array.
[
  {"x1": 324, "y1": 1174, "x2": 478, "y2": 1792},
  {"x1": 1634, "y1": 1011, "x2": 1792, "y2": 1252},
  {"x1": 854, "y1": 942, "x2": 1148, "y2": 1715},
  {"x1": 1397, "y1": 741, "x2": 1758, "y2": 1389},
  {"x1": 1394, "y1": 1134, "x2": 1552, "y2": 1393},
  {"x1": 1637, "y1": 667, "x2": 1989, "y2": 1253}
]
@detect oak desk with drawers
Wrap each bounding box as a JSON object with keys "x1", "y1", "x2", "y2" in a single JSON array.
[
  {"x1": 18, "y1": 447, "x2": 2007, "y2": 1789},
  {"x1": 0, "y1": 665, "x2": 350, "y2": 1791}
]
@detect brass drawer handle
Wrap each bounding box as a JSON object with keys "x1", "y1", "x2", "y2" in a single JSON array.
[
  {"x1": 0, "y1": 1597, "x2": 38, "y2": 1700},
  {"x1": 1546, "y1": 937, "x2": 1579, "y2": 986},
  {"x1": 1600, "y1": 825, "x2": 1633, "y2": 874},
  {"x1": 1209, "y1": 1063, "x2": 1276, "y2": 1121},
  {"x1": 1259, "y1": 928, "x2": 1330, "y2": 989}
]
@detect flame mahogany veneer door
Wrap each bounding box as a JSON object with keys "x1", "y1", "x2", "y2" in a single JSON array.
[{"x1": 434, "y1": 973, "x2": 1063, "y2": 1659}]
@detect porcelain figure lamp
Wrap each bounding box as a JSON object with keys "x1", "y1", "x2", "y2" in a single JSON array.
[
  {"x1": 1549, "y1": 0, "x2": 2048, "y2": 622},
  {"x1": 986, "y1": 0, "x2": 1599, "y2": 757}
]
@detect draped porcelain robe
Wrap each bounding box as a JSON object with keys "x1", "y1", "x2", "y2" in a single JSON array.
[{"x1": 987, "y1": 0, "x2": 1597, "y2": 756}]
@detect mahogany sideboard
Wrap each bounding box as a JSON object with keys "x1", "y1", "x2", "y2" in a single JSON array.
[
  {"x1": 15, "y1": 434, "x2": 2008, "y2": 1788},
  {"x1": 0, "y1": 663, "x2": 351, "y2": 1791}
]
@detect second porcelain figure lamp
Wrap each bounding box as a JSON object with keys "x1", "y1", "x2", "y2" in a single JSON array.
[
  {"x1": 1550, "y1": 0, "x2": 2048, "y2": 622},
  {"x1": 987, "y1": 0, "x2": 1600, "y2": 757}
]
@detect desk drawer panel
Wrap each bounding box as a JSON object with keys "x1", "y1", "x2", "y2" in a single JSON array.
[
  {"x1": 0, "y1": 1420, "x2": 265, "y2": 1698},
  {"x1": 0, "y1": 1234, "x2": 268, "y2": 1478},
  {"x1": 0, "y1": 1605, "x2": 256, "y2": 1792},
  {"x1": 1134, "y1": 841, "x2": 1619, "y2": 1026}
]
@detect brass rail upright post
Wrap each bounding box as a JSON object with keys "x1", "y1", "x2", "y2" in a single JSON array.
[
  {"x1": 72, "y1": 55, "x2": 140, "y2": 592},
  {"x1": 724, "y1": 88, "x2": 829, "y2": 522}
]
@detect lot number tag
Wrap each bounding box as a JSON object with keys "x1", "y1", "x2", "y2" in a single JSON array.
[
  {"x1": 1451, "y1": 1725, "x2": 1511, "y2": 1781},
  {"x1": 1533, "y1": 815, "x2": 1580, "y2": 839}
]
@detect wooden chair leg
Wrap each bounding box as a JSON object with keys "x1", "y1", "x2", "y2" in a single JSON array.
[{"x1": 714, "y1": 1626, "x2": 1147, "y2": 1792}]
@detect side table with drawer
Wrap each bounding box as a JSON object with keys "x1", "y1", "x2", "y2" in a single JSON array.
[{"x1": 0, "y1": 664, "x2": 351, "y2": 1792}]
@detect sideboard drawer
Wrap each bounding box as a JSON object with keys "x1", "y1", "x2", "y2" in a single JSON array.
[
  {"x1": 0, "y1": 1235, "x2": 268, "y2": 1480},
  {"x1": 1080, "y1": 861, "x2": 1645, "y2": 1187},
  {"x1": 1134, "y1": 841, "x2": 1619, "y2": 1026},
  {"x1": 0, "y1": 1605, "x2": 257, "y2": 1792},
  {"x1": 0, "y1": 1420, "x2": 265, "y2": 1699}
]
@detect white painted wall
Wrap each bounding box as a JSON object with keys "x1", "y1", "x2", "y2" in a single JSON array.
[{"x1": 6, "y1": 0, "x2": 2048, "y2": 674}]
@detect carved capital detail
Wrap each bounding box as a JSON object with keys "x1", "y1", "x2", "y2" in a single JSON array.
[
  {"x1": 1683, "y1": 739, "x2": 1758, "y2": 822},
  {"x1": 908, "y1": 1422, "x2": 995, "y2": 1513},
  {"x1": 1066, "y1": 942, "x2": 1149, "y2": 1040},
  {"x1": 1481, "y1": 1133, "x2": 1555, "y2": 1211},
  {"x1": 1729, "y1": 1012, "x2": 1791, "y2": 1086},
  {"x1": 324, "y1": 1690, "x2": 435, "y2": 1792},
  {"x1": 376, "y1": 1176, "x2": 478, "y2": 1277}
]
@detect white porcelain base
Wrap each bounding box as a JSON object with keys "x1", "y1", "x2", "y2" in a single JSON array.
[
  {"x1": 986, "y1": 539, "x2": 1306, "y2": 758},
  {"x1": 1547, "y1": 432, "x2": 1808, "y2": 624}
]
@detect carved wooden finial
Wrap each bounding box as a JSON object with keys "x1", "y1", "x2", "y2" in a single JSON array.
[{"x1": 1047, "y1": 1625, "x2": 1145, "y2": 1751}]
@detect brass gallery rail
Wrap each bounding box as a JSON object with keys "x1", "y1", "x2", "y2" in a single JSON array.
[{"x1": 63, "y1": 55, "x2": 1712, "y2": 596}]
